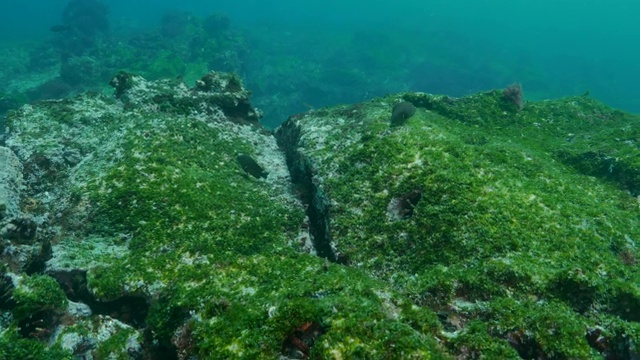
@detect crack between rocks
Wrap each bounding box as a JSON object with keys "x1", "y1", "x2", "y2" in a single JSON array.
[{"x1": 275, "y1": 117, "x2": 338, "y2": 263}]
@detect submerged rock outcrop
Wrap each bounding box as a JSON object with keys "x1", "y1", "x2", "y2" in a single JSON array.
[
  {"x1": 275, "y1": 91, "x2": 640, "y2": 358},
  {"x1": 0, "y1": 74, "x2": 639, "y2": 359}
]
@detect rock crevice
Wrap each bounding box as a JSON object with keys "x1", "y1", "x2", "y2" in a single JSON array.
[{"x1": 275, "y1": 116, "x2": 339, "y2": 263}]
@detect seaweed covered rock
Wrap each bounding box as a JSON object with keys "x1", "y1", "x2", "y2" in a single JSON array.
[
  {"x1": 111, "y1": 70, "x2": 262, "y2": 125},
  {"x1": 275, "y1": 91, "x2": 640, "y2": 358},
  {"x1": 4, "y1": 71, "x2": 640, "y2": 357},
  {"x1": 0, "y1": 146, "x2": 51, "y2": 274},
  {"x1": 0, "y1": 74, "x2": 449, "y2": 358}
]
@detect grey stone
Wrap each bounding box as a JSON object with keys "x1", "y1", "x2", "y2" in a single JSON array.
[{"x1": 0, "y1": 146, "x2": 22, "y2": 220}]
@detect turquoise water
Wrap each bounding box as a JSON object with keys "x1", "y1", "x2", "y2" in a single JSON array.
[{"x1": 1, "y1": 0, "x2": 638, "y2": 127}]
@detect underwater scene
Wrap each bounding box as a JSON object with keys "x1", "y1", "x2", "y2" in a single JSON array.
[{"x1": 0, "y1": 0, "x2": 639, "y2": 359}]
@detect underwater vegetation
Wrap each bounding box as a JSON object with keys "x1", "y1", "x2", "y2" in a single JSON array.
[
  {"x1": 502, "y1": 82, "x2": 524, "y2": 111},
  {"x1": 275, "y1": 88, "x2": 640, "y2": 358},
  {"x1": 0, "y1": 68, "x2": 639, "y2": 358},
  {"x1": 0, "y1": 0, "x2": 246, "y2": 118},
  {"x1": 0, "y1": 1, "x2": 640, "y2": 358}
]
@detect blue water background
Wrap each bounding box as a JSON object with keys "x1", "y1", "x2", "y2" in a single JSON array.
[{"x1": 1, "y1": 0, "x2": 638, "y2": 120}]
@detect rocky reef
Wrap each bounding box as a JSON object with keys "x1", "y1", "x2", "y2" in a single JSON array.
[
  {"x1": 0, "y1": 72, "x2": 639, "y2": 359},
  {"x1": 275, "y1": 91, "x2": 640, "y2": 359}
]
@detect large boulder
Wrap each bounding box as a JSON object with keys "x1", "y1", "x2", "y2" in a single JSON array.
[
  {"x1": 2, "y1": 74, "x2": 639, "y2": 358},
  {"x1": 0, "y1": 73, "x2": 448, "y2": 359},
  {"x1": 275, "y1": 90, "x2": 640, "y2": 358}
]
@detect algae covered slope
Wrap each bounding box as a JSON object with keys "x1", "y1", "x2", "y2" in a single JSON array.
[
  {"x1": 1, "y1": 73, "x2": 448, "y2": 359},
  {"x1": 1, "y1": 71, "x2": 639, "y2": 358},
  {"x1": 276, "y1": 91, "x2": 640, "y2": 358}
]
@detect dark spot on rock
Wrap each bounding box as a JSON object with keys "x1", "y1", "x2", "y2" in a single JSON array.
[
  {"x1": 109, "y1": 71, "x2": 135, "y2": 98},
  {"x1": 5, "y1": 217, "x2": 38, "y2": 243},
  {"x1": 282, "y1": 321, "x2": 325, "y2": 359},
  {"x1": 0, "y1": 275, "x2": 15, "y2": 310},
  {"x1": 97, "y1": 296, "x2": 148, "y2": 328},
  {"x1": 586, "y1": 327, "x2": 608, "y2": 354},
  {"x1": 26, "y1": 77, "x2": 73, "y2": 102},
  {"x1": 25, "y1": 238, "x2": 52, "y2": 275},
  {"x1": 194, "y1": 72, "x2": 242, "y2": 93},
  {"x1": 193, "y1": 72, "x2": 263, "y2": 125},
  {"x1": 504, "y1": 329, "x2": 541, "y2": 359},
  {"x1": 18, "y1": 308, "x2": 59, "y2": 340},
  {"x1": 50, "y1": 269, "x2": 149, "y2": 328},
  {"x1": 236, "y1": 154, "x2": 268, "y2": 179},
  {"x1": 335, "y1": 252, "x2": 350, "y2": 265},
  {"x1": 390, "y1": 101, "x2": 416, "y2": 127},
  {"x1": 387, "y1": 189, "x2": 422, "y2": 221},
  {"x1": 50, "y1": 269, "x2": 90, "y2": 302}
]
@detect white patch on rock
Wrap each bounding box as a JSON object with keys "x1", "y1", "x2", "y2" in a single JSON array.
[
  {"x1": 0, "y1": 146, "x2": 22, "y2": 220},
  {"x1": 67, "y1": 301, "x2": 92, "y2": 318},
  {"x1": 55, "y1": 315, "x2": 142, "y2": 359},
  {"x1": 47, "y1": 235, "x2": 129, "y2": 272}
]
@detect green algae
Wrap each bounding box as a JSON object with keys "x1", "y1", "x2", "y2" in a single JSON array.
[
  {"x1": 288, "y1": 91, "x2": 640, "y2": 356},
  {"x1": 4, "y1": 72, "x2": 640, "y2": 358},
  {"x1": 5, "y1": 81, "x2": 440, "y2": 356},
  {"x1": 78, "y1": 110, "x2": 448, "y2": 357},
  {"x1": 0, "y1": 327, "x2": 72, "y2": 360},
  {"x1": 12, "y1": 275, "x2": 67, "y2": 322},
  {"x1": 50, "y1": 317, "x2": 140, "y2": 359},
  {"x1": 176, "y1": 256, "x2": 445, "y2": 359},
  {"x1": 406, "y1": 91, "x2": 640, "y2": 195},
  {"x1": 0, "y1": 275, "x2": 70, "y2": 358},
  {"x1": 448, "y1": 321, "x2": 520, "y2": 358},
  {"x1": 84, "y1": 115, "x2": 299, "y2": 293},
  {"x1": 93, "y1": 326, "x2": 137, "y2": 360}
]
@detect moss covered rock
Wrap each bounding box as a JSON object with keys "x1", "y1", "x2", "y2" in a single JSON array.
[
  {"x1": 1, "y1": 73, "x2": 453, "y2": 358},
  {"x1": 275, "y1": 91, "x2": 640, "y2": 358},
  {"x1": 2, "y1": 73, "x2": 639, "y2": 358}
]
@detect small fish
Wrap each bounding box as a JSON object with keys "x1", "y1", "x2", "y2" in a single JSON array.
[{"x1": 50, "y1": 25, "x2": 71, "y2": 33}]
